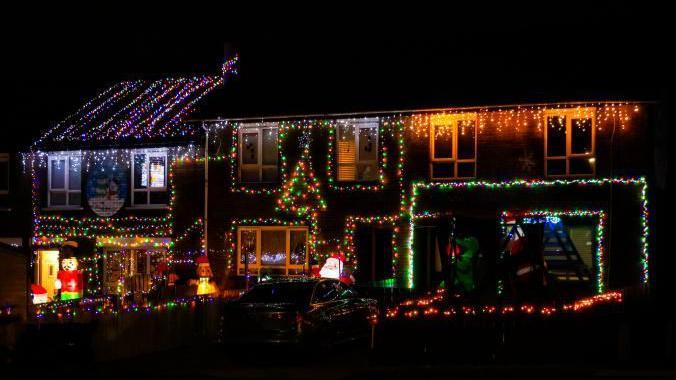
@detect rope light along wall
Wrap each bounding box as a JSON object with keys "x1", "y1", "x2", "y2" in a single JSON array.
[
  {"x1": 407, "y1": 177, "x2": 649, "y2": 289},
  {"x1": 499, "y1": 209, "x2": 607, "y2": 294}
]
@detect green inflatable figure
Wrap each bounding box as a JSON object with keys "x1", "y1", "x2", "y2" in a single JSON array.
[{"x1": 454, "y1": 236, "x2": 479, "y2": 293}]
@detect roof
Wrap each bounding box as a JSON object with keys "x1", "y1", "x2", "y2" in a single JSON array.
[{"x1": 34, "y1": 57, "x2": 238, "y2": 149}]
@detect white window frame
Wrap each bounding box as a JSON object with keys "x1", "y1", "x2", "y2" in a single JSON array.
[
  {"x1": 0, "y1": 153, "x2": 9, "y2": 195},
  {"x1": 131, "y1": 148, "x2": 168, "y2": 208},
  {"x1": 336, "y1": 119, "x2": 379, "y2": 182},
  {"x1": 236, "y1": 226, "x2": 309, "y2": 276},
  {"x1": 47, "y1": 152, "x2": 82, "y2": 208},
  {"x1": 544, "y1": 108, "x2": 596, "y2": 177},
  {"x1": 429, "y1": 113, "x2": 478, "y2": 180},
  {"x1": 238, "y1": 123, "x2": 279, "y2": 183}
]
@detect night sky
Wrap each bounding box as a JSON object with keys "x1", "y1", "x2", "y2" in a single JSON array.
[{"x1": 1, "y1": 5, "x2": 671, "y2": 147}]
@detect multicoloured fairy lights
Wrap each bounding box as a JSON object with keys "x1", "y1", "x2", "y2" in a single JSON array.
[
  {"x1": 342, "y1": 215, "x2": 400, "y2": 275},
  {"x1": 408, "y1": 177, "x2": 649, "y2": 287},
  {"x1": 500, "y1": 209, "x2": 607, "y2": 293},
  {"x1": 33, "y1": 295, "x2": 216, "y2": 320},
  {"x1": 326, "y1": 120, "x2": 389, "y2": 191},
  {"x1": 26, "y1": 98, "x2": 651, "y2": 319},
  {"x1": 226, "y1": 218, "x2": 314, "y2": 270},
  {"x1": 276, "y1": 149, "x2": 327, "y2": 218},
  {"x1": 385, "y1": 288, "x2": 624, "y2": 320},
  {"x1": 34, "y1": 56, "x2": 238, "y2": 146}
]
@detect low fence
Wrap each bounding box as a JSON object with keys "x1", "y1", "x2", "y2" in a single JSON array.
[{"x1": 18, "y1": 297, "x2": 222, "y2": 363}]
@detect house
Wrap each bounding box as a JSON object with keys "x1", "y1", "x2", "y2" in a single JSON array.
[
  {"x1": 24, "y1": 63, "x2": 654, "y2": 304},
  {"x1": 171, "y1": 102, "x2": 654, "y2": 300},
  {"x1": 27, "y1": 59, "x2": 237, "y2": 303}
]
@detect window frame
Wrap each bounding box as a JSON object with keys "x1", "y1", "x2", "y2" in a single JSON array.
[
  {"x1": 236, "y1": 225, "x2": 309, "y2": 276},
  {"x1": 336, "y1": 119, "x2": 380, "y2": 182},
  {"x1": 0, "y1": 153, "x2": 9, "y2": 195},
  {"x1": 131, "y1": 148, "x2": 168, "y2": 208},
  {"x1": 544, "y1": 108, "x2": 596, "y2": 177},
  {"x1": 428, "y1": 113, "x2": 478, "y2": 180},
  {"x1": 238, "y1": 123, "x2": 280, "y2": 184},
  {"x1": 47, "y1": 152, "x2": 82, "y2": 209}
]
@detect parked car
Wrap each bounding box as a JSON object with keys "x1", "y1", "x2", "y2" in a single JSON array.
[{"x1": 222, "y1": 278, "x2": 378, "y2": 346}]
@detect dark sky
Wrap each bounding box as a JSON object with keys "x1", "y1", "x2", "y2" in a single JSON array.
[{"x1": 2, "y1": 5, "x2": 671, "y2": 147}]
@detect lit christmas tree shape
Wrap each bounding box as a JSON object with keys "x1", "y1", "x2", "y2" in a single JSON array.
[{"x1": 276, "y1": 149, "x2": 327, "y2": 218}]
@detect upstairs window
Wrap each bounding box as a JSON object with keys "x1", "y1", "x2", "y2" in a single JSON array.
[
  {"x1": 48, "y1": 153, "x2": 81, "y2": 208},
  {"x1": 545, "y1": 108, "x2": 596, "y2": 177},
  {"x1": 239, "y1": 124, "x2": 279, "y2": 183},
  {"x1": 132, "y1": 148, "x2": 168, "y2": 206},
  {"x1": 0, "y1": 153, "x2": 8, "y2": 195},
  {"x1": 336, "y1": 120, "x2": 379, "y2": 182},
  {"x1": 429, "y1": 113, "x2": 477, "y2": 179}
]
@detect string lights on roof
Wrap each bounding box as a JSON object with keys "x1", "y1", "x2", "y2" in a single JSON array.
[{"x1": 33, "y1": 56, "x2": 239, "y2": 147}]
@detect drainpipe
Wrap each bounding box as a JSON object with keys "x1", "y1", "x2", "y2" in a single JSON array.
[{"x1": 203, "y1": 123, "x2": 209, "y2": 259}]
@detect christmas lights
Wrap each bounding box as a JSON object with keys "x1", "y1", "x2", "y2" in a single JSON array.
[
  {"x1": 385, "y1": 288, "x2": 623, "y2": 320},
  {"x1": 326, "y1": 120, "x2": 388, "y2": 191},
  {"x1": 342, "y1": 215, "x2": 400, "y2": 275},
  {"x1": 33, "y1": 295, "x2": 216, "y2": 320},
  {"x1": 500, "y1": 209, "x2": 607, "y2": 293},
  {"x1": 408, "y1": 177, "x2": 649, "y2": 286},
  {"x1": 226, "y1": 218, "x2": 315, "y2": 270},
  {"x1": 34, "y1": 56, "x2": 238, "y2": 145}
]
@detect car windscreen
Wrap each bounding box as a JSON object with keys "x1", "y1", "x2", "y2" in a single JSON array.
[{"x1": 239, "y1": 282, "x2": 315, "y2": 305}]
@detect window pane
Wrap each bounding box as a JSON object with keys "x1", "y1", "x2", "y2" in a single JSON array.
[
  {"x1": 68, "y1": 156, "x2": 81, "y2": 190},
  {"x1": 0, "y1": 161, "x2": 8, "y2": 191},
  {"x1": 133, "y1": 191, "x2": 148, "y2": 205},
  {"x1": 547, "y1": 116, "x2": 566, "y2": 157},
  {"x1": 50, "y1": 191, "x2": 66, "y2": 206},
  {"x1": 240, "y1": 230, "x2": 257, "y2": 265},
  {"x1": 357, "y1": 163, "x2": 378, "y2": 181},
  {"x1": 433, "y1": 125, "x2": 453, "y2": 159},
  {"x1": 240, "y1": 166, "x2": 259, "y2": 183},
  {"x1": 337, "y1": 125, "x2": 356, "y2": 181},
  {"x1": 431, "y1": 162, "x2": 454, "y2": 178},
  {"x1": 546, "y1": 159, "x2": 566, "y2": 176},
  {"x1": 134, "y1": 154, "x2": 148, "y2": 189},
  {"x1": 457, "y1": 162, "x2": 475, "y2": 178},
  {"x1": 149, "y1": 156, "x2": 166, "y2": 188},
  {"x1": 313, "y1": 281, "x2": 339, "y2": 303},
  {"x1": 50, "y1": 159, "x2": 66, "y2": 189},
  {"x1": 241, "y1": 132, "x2": 259, "y2": 165},
  {"x1": 571, "y1": 118, "x2": 592, "y2": 154},
  {"x1": 358, "y1": 127, "x2": 377, "y2": 161},
  {"x1": 261, "y1": 128, "x2": 278, "y2": 165},
  {"x1": 289, "y1": 231, "x2": 307, "y2": 266},
  {"x1": 569, "y1": 157, "x2": 594, "y2": 175},
  {"x1": 457, "y1": 120, "x2": 476, "y2": 159},
  {"x1": 68, "y1": 192, "x2": 81, "y2": 206},
  {"x1": 338, "y1": 164, "x2": 356, "y2": 181},
  {"x1": 149, "y1": 191, "x2": 168, "y2": 205},
  {"x1": 261, "y1": 230, "x2": 286, "y2": 266}
]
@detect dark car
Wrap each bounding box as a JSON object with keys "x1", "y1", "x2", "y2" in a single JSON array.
[{"x1": 222, "y1": 278, "x2": 378, "y2": 346}]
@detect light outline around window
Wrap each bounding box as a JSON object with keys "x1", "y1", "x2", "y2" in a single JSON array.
[
  {"x1": 131, "y1": 148, "x2": 168, "y2": 207},
  {"x1": 544, "y1": 107, "x2": 596, "y2": 177},
  {"x1": 238, "y1": 123, "x2": 280, "y2": 184},
  {"x1": 236, "y1": 225, "x2": 309, "y2": 276},
  {"x1": 428, "y1": 113, "x2": 478, "y2": 180},
  {"x1": 336, "y1": 119, "x2": 380, "y2": 183},
  {"x1": 47, "y1": 152, "x2": 82, "y2": 208}
]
